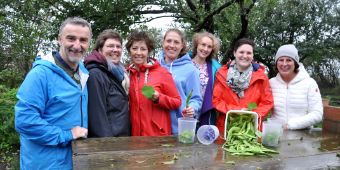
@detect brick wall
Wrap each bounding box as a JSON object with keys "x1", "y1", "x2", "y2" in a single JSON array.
[{"x1": 323, "y1": 105, "x2": 340, "y2": 134}]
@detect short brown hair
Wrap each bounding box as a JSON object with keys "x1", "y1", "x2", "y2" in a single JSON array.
[
  {"x1": 233, "y1": 38, "x2": 255, "y2": 53},
  {"x1": 94, "y1": 29, "x2": 122, "y2": 51},
  {"x1": 59, "y1": 17, "x2": 92, "y2": 38},
  {"x1": 125, "y1": 30, "x2": 155, "y2": 53},
  {"x1": 163, "y1": 28, "x2": 188, "y2": 57},
  {"x1": 192, "y1": 31, "x2": 220, "y2": 61}
]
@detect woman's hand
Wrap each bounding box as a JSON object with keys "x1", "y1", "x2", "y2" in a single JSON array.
[
  {"x1": 182, "y1": 106, "x2": 195, "y2": 118},
  {"x1": 151, "y1": 90, "x2": 160, "y2": 102}
]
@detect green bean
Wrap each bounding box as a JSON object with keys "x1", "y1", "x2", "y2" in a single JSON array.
[{"x1": 222, "y1": 113, "x2": 278, "y2": 156}]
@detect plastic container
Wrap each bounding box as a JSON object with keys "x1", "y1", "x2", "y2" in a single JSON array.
[
  {"x1": 178, "y1": 117, "x2": 197, "y2": 143},
  {"x1": 262, "y1": 121, "x2": 281, "y2": 147},
  {"x1": 224, "y1": 110, "x2": 259, "y2": 140},
  {"x1": 267, "y1": 118, "x2": 284, "y2": 137},
  {"x1": 197, "y1": 125, "x2": 219, "y2": 145}
]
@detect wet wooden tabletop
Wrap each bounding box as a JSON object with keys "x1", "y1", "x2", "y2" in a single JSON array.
[{"x1": 72, "y1": 129, "x2": 340, "y2": 170}]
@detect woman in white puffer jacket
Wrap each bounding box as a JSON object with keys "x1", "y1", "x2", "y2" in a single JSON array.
[{"x1": 269, "y1": 44, "x2": 323, "y2": 130}]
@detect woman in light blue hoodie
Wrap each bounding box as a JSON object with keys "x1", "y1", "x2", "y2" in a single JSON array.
[{"x1": 158, "y1": 28, "x2": 202, "y2": 134}]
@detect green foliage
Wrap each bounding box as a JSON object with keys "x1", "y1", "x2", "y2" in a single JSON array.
[
  {"x1": 0, "y1": 69, "x2": 24, "y2": 88},
  {"x1": 0, "y1": 85, "x2": 19, "y2": 151},
  {"x1": 1, "y1": 0, "x2": 56, "y2": 81},
  {"x1": 321, "y1": 85, "x2": 340, "y2": 106},
  {"x1": 250, "y1": 0, "x2": 340, "y2": 80}
]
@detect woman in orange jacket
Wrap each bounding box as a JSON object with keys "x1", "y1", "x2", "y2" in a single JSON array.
[
  {"x1": 212, "y1": 38, "x2": 273, "y2": 136},
  {"x1": 127, "y1": 30, "x2": 181, "y2": 136}
]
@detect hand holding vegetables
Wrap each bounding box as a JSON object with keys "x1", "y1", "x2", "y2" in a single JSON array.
[
  {"x1": 142, "y1": 85, "x2": 159, "y2": 102},
  {"x1": 151, "y1": 90, "x2": 160, "y2": 102},
  {"x1": 182, "y1": 107, "x2": 195, "y2": 118},
  {"x1": 182, "y1": 89, "x2": 194, "y2": 117}
]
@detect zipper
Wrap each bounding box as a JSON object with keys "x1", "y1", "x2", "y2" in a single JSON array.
[
  {"x1": 80, "y1": 94, "x2": 83, "y2": 127},
  {"x1": 285, "y1": 83, "x2": 289, "y2": 124}
]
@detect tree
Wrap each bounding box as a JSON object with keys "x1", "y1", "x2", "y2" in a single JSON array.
[
  {"x1": 249, "y1": 0, "x2": 340, "y2": 84},
  {"x1": 1, "y1": 0, "x2": 56, "y2": 88},
  {"x1": 1, "y1": 0, "x2": 339, "y2": 88}
]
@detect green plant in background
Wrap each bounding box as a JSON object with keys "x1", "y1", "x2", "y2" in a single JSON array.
[{"x1": 0, "y1": 85, "x2": 19, "y2": 167}]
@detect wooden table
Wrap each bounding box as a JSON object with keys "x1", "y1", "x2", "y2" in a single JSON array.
[{"x1": 72, "y1": 129, "x2": 340, "y2": 169}]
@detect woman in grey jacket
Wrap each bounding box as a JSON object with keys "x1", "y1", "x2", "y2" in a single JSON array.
[{"x1": 269, "y1": 44, "x2": 323, "y2": 130}]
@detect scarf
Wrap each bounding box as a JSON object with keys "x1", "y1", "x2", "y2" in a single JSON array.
[
  {"x1": 227, "y1": 61, "x2": 253, "y2": 98},
  {"x1": 107, "y1": 61, "x2": 125, "y2": 82}
]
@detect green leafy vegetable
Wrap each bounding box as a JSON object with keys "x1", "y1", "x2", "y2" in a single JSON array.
[
  {"x1": 142, "y1": 85, "x2": 155, "y2": 99},
  {"x1": 186, "y1": 89, "x2": 193, "y2": 107},
  {"x1": 162, "y1": 160, "x2": 175, "y2": 164},
  {"x1": 226, "y1": 161, "x2": 235, "y2": 165},
  {"x1": 262, "y1": 132, "x2": 280, "y2": 147},
  {"x1": 222, "y1": 113, "x2": 278, "y2": 156},
  {"x1": 161, "y1": 144, "x2": 175, "y2": 147},
  {"x1": 248, "y1": 102, "x2": 258, "y2": 111},
  {"x1": 179, "y1": 130, "x2": 194, "y2": 143}
]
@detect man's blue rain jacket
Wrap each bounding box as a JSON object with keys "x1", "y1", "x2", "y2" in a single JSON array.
[{"x1": 15, "y1": 53, "x2": 88, "y2": 169}]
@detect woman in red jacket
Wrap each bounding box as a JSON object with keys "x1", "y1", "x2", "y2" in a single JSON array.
[
  {"x1": 127, "y1": 30, "x2": 181, "y2": 136},
  {"x1": 212, "y1": 38, "x2": 273, "y2": 136}
]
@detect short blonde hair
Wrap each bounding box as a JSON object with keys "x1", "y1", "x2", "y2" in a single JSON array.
[{"x1": 192, "y1": 31, "x2": 220, "y2": 61}]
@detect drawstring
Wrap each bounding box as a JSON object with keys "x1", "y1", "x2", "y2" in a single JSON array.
[
  {"x1": 128, "y1": 63, "x2": 150, "y2": 85},
  {"x1": 169, "y1": 62, "x2": 173, "y2": 74},
  {"x1": 144, "y1": 69, "x2": 149, "y2": 84}
]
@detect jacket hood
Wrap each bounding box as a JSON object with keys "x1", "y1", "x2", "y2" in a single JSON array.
[
  {"x1": 34, "y1": 52, "x2": 89, "y2": 90},
  {"x1": 84, "y1": 50, "x2": 107, "y2": 68},
  {"x1": 275, "y1": 63, "x2": 310, "y2": 84},
  {"x1": 158, "y1": 51, "x2": 192, "y2": 67}
]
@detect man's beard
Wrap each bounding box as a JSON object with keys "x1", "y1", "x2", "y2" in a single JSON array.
[
  {"x1": 67, "y1": 54, "x2": 82, "y2": 64},
  {"x1": 65, "y1": 47, "x2": 84, "y2": 64}
]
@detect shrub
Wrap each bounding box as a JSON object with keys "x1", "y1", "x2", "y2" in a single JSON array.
[
  {"x1": 0, "y1": 85, "x2": 19, "y2": 151},
  {"x1": 0, "y1": 70, "x2": 24, "y2": 89}
]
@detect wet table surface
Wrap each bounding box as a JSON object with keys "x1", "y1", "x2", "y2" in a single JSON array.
[{"x1": 72, "y1": 129, "x2": 340, "y2": 170}]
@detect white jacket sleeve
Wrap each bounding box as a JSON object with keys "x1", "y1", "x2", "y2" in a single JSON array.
[{"x1": 287, "y1": 79, "x2": 323, "y2": 129}]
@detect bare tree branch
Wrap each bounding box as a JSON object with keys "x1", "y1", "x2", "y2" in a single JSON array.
[
  {"x1": 222, "y1": 0, "x2": 257, "y2": 62},
  {"x1": 194, "y1": 0, "x2": 237, "y2": 32},
  {"x1": 185, "y1": 0, "x2": 197, "y2": 12},
  {"x1": 135, "y1": 15, "x2": 176, "y2": 24},
  {"x1": 174, "y1": 0, "x2": 199, "y2": 23},
  {"x1": 136, "y1": 9, "x2": 176, "y2": 14}
]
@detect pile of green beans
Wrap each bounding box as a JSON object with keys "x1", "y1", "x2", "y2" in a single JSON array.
[{"x1": 222, "y1": 114, "x2": 278, "y2": 156}]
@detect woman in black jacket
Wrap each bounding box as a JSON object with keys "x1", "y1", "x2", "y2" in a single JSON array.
[{"x1": 84, "y1": 29, "x2": 130, "y2": 137}]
